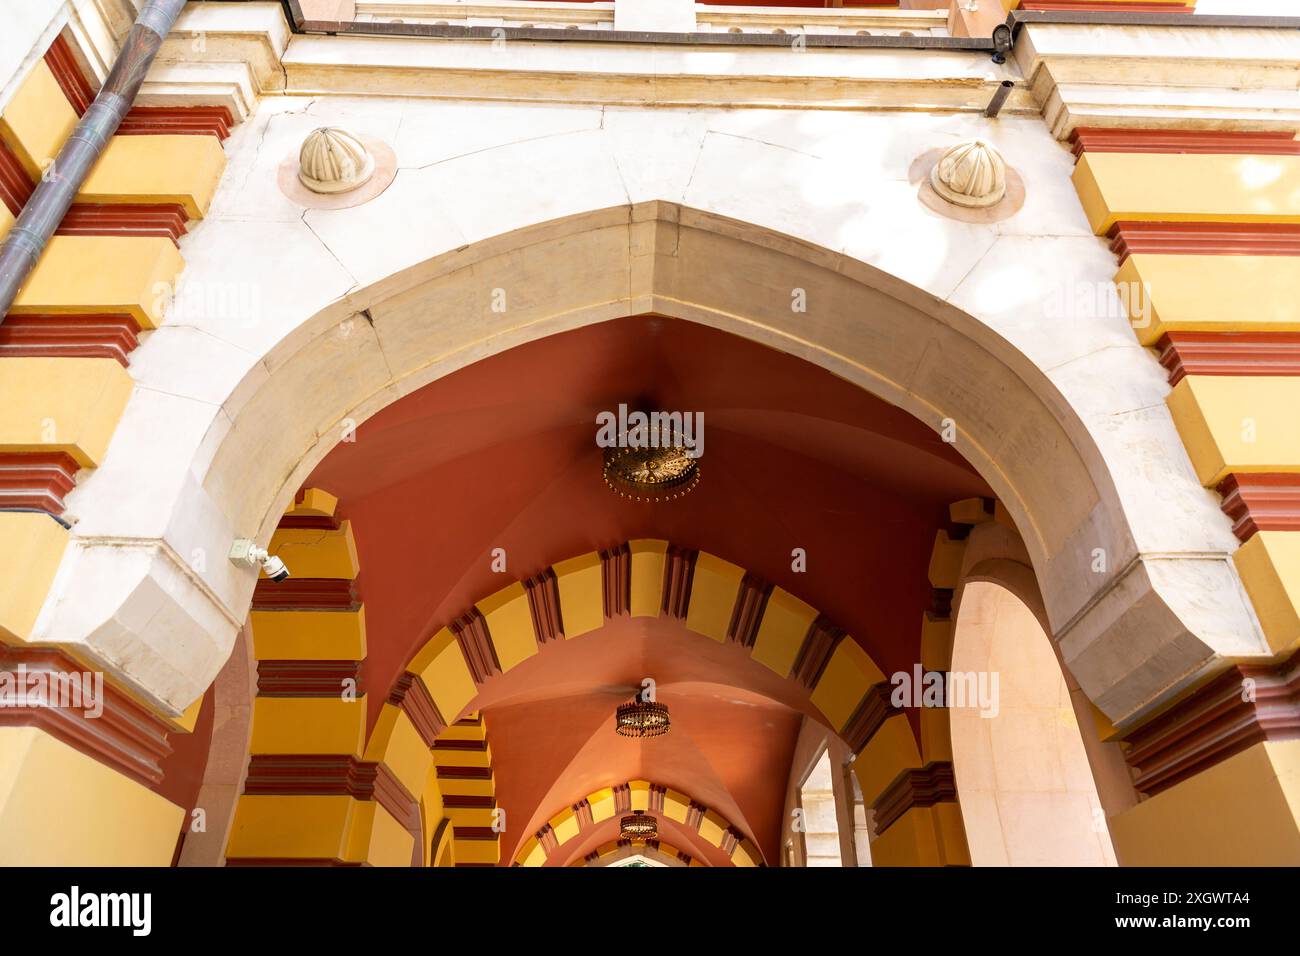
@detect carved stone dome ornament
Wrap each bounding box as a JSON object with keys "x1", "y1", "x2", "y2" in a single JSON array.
[
  {"x1": 277, "y1": 127, "x2": 399, "y2": 211},
  {"x1": 297, "y1": 127, "x2": 375, "y2": 194},
  {"x1": 929, "y1": 139, "x2": 1007, "y2": 208},
  {"x1": 910, "y1": 138, "x2": 1025, "y2": 224}
]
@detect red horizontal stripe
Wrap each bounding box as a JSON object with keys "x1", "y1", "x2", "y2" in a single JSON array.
[
  {"x1": 0, "y1": 451, "x2": 80, "y2": 515},
  {"x1": 0, "y1": 314, "x2": 141, "y2": 367},
  {"x1": 1, "y1": 151, "x2": 190, "y2": 247},
  {"x1": 58, "y1": 203, "x2": 189, "y2": 245},
  {"x1": 443, "y1": 795, "x2": 495, "y2": 808},
  {"x1": 40, "y1": 34, "x2": 232, "y2": 143},
  {"x1": 1109, "y1": 221, "x2": 1300, "y2": 264},
  {"x1": 257, "y1": 659, "x2": 363, "y2": 697},
  {"x1": 252, "y1": 578, "x2": 358, "y2": 610},
  {"x1": 0, "y1": 138, "x2": 32, "y2": 216},
  {"x1": 1217, "y1": 474, "x2": 1300, "y2": 542},
  {"x1": 1158, "y1": 332, "x2": 1300, "y2": 387},
  {"x1": 437, "y1": 765, "x2": 493, "y2": 779},
  {"x1": 118, "y1": 106, "x2": 234, "y2": 141},
  {"x1": 43, "y1": 35, "x2": 93, "y2": 115},
  {"x1": 0, "y1": 646, "x2": 172, "y2": 788},
  {"x1": 277, "y1": 514, "x2": 342, "y2": 530},
  {"x1": 453, "y1": 827, "x2": 500, "y2": 840},
  {"x1": 1074, "y1": 127, "x2": 1300, "y2": 159}
]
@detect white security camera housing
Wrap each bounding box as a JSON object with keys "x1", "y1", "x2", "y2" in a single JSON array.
[
  {"x1": 229, "y1": 539, "x2": 291, "y2": 582},
  {"x1": 261, "y1": 555, "x2": 290, "y2": 582}
]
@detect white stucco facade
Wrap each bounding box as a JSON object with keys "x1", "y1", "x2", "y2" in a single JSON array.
[{"x1": 26, "y1": 1, "x2": 1297, "y2": 727}]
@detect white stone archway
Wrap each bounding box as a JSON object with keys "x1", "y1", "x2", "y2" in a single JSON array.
[
  {"x1": 30, "y1": 156, "x2": 1264, "y2": 730},
  {"x1": 950, "y1": 578, "x2": 1118, "y2": 867}
]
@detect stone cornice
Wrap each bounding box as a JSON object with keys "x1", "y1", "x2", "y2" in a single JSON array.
[
  {"x1": 1122, "y1": 652, "x2": 1300, "y2": 796},
  {"x1": 1053, "y1": 550, "x2": 1269, "y2": 731},
  {"x1": 693, "y1": 4, "x2": 947, "y2": 32},
  {"x1": 31, "y1": 534, "x2": 247, "y2": 719},
  {"x1": 1016, "y1": 21, "x2": 1300, "y2": 138},
  {"x1": 1160, "y1": 335, "x2": 1300, "y2": 391},
  {"x1": 281, "y1": 34, "x2": 1029, "y2": 112},
  {"x1": 1216, "y1": 474, "x2": 1300, "y2": 542},
  {"x1": 69, "y1": 0, "x2": 138, "y2": 71},
  {"x1": 31, "y1": 2, "x2": 1294, "y2": 129},
  {"x1": 360, "y1": 0, "x2": 615, "y2": 25},
  {"x1": 27, "y1": 2, "x2": 1297, "y2": 128},
  {"x1": 168, "y1": 2, "x2": 291, "y2": 81},
  {"x1": 871, "y1": 761, "x2": 958, "y2": 836},
  {"x1": 0, "y1": 646, "x2": 174, "y2": 788},
  {"x1": 143, "y1": 2, "x2": 290, "y2": 119},
  {"x1": 358, "y1": 1, "x2": 949, "y2": 32}
]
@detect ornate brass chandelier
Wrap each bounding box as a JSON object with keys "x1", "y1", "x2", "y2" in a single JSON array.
[
  {"x1": 601, "y1": 411, "x2": 702, "y2": 503},
  {"x1": 620, "y1": 813, "x2": 658, "y2": 841},
  {"x1": 615, "y1": 698, "x2": 671, "y2": 738},
  {"x1": 603, "y1": 444, "x2": 700, "y2": 502}
]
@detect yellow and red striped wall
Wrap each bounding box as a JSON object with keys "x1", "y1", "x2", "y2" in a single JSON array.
[
  {"x1": 1069, "y1": 124, "x2": 1300, "y2": 864},
  {"x1": 225, "y1": 489, "x2": 501, "y2": 866},
  {"x1": 0, "y1": 29, "x2": 234, "y2": 865},
  {"x1": 0, "y1": 30, "x2": 229, "y2": 623},
  {"x1": 226, "y1": 490, "x2": 411, "y2": 866},
  {"x1": 432, "y1": 715, "x2": 501, "y2": 866},
  {"x1": 1070, "y1": 128, "x2": 1300, "y2": 661}
]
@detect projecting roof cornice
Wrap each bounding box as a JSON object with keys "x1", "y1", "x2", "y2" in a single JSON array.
[
  {"x1": 50, "y1": 1, "x2": 1296, "y2": 132},
  {"x1": 1015, "y1": 21, "x2": 1300, "y2": 138},
  {"x1": 142, "y1": 2, "x2": 290, "y2": 120}
]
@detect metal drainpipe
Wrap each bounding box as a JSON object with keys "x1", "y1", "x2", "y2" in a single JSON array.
[
  {"x1": 0, "y1": 0, "x2": 188, "y2": 322},
  {"x1": 983, "y1": 80, "x2": 1015, "y2": 119}
]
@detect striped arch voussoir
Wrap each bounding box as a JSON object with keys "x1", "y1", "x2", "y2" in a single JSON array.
[{"x1": 511, "y1": 779, "x2": 761, "y2": 867}]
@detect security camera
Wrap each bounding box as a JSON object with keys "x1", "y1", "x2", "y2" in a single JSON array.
[
  {"x1": 991, "y1": 24, "x2": 1013, "y2": 65},
  {"x1": 261, "y1": 554, "x2": 290, "y2": 582},
  {"x1": 229, "y1": 539, "x2": 291, "y2": 582}
]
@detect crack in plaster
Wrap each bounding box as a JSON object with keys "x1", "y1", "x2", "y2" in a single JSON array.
[
  {"x1": 299, "y1": 209, "x2": 361, "y2": 295},
  {"x1": 406, "y1": 120, "x2": 604, "y2": 172},
  {"x1": 702, "y1": 128, "x2": 824, "y2": 161},
  {"x1": 940, "y1": 231, "x2": 1001, "y2": 304}
]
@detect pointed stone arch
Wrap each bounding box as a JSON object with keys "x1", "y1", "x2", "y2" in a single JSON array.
[{"x1": 32, "y1": 202, "x2": 1264, "y2": 743}]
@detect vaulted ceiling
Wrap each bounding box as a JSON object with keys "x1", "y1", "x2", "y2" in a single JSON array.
[
  {"x1": 303, "y1": 313, "x2": 992, "y2": 863},
  {"x1": 468, "y1": 615, "x2": 812, "y2": 864}
]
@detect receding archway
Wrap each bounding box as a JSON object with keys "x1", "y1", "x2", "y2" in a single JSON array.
[
  {"x1": 950, "y1": 580, "x2": 1117, "y2": 866},
  {"x1": 384, "y1": 540, "x2": 901, "y2": 868},
  {"x1": 180, "y1": 200, "x2": 1170, "y2": 858},
  {"x1": 516, "y1": 778, "x2": 760, "y2": 867},
  {"x1": 34, "y1": 202, "x2": 1254, "y2": 747}
]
